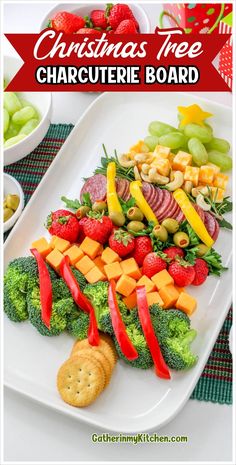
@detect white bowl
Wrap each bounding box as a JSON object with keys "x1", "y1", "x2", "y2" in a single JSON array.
[
  {"x1": 40, "y1": 3, "x2": 150, "y2": 33},
  {"x1": 3, "y1": 173, "x2": 25, "y2": 232},
  {"x1": 4, "y1": 56, "x2": 52, "y2": 166}
]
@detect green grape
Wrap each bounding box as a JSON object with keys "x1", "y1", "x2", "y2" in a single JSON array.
[
  {"x1": 205, "y1": 137, "x2": 230, "y2": 154},
  {"x1": 12, "y1": 106, "x2": 36, "y2": 125},
  {"x1": 148, "y1": 121, "x2": 177, "y2": 137},
  {"x1": 3, "y1": 92, "x2": 22, "y2": 116},
  {"x1": 144, "y1": 135, "x2": 159, "y2": 151},
  {"x1": 184, "y1": 123, "x2": 212, "y2": 143},
  {"x1": 208, "y1": 150, "x2": 232, "y2": 172},
  {"x1": 4, "y1": 109, "x2": 10, "y2": 133},
  {"x1": 19, "y1": 118, "x2": 39, "y2": 135},
  {"x1": 4, "y1": 134, "x2": 26, "y2": 148},
  {"x1": 4, "y1": 121, "x2": 20, "y2": 140},
  {"x1": 159, "y1": 132, "x2": 185, "y2": 150},
  {"x1": 188, "y1": 137, "x2": 208, "y2": 166}
]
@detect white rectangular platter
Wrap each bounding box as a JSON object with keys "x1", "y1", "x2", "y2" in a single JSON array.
[{"x1": 4, "y1": 92, "x2": 232, "y2": 433}]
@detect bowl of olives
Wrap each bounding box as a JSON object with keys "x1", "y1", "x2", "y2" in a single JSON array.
[{"x1": 3, "y1": 173, "x2": 24, "y2": 233}]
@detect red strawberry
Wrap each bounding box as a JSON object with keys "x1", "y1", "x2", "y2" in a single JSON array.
[
  {"x1": 163, "y1": 246, "x2": 185, "y2": 262},
  {"x1": 77, "y1": 217, "x2": 89, "y2": 243},
  {"x1": 76, "y1": 28, "x2": 102, "y2": 35},
  {"x1": 132, "y1": 236, "x2": 153, "y2": 266},
  {"x1": 83, "y1": 212, "x2": 113, "y2": 244},
  {"x1": 46, "y1": 209, "x2": 80, "y2": 242},
  {"x1": 115, "y1": 19, "x2": 137, "y2": 34},
  {"x1": 109, "y1": 229, "x2": 135, "y2": 257},
  {"x1": 108, "y1": 4, "x2": 139, "y2": 30},
  {"x1": 142, "y1": 253, "x2": 167, "y2": 278},
  {"x1": 51, "y1": 11, "x2": 85, "y2": 34},
  {"x1": 91, "y1": 9, "x2": 108, "y2": 29},
  {"x1": 168, "y1": 260, "x2": 195, "y2": 287},
  {"x1": 192, "y1": 258, "x2": 209, "y2": 286}
]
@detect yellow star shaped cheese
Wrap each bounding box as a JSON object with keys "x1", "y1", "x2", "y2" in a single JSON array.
[{"x1": 178, "y1": 104, "x2": 213, "y2": 127}]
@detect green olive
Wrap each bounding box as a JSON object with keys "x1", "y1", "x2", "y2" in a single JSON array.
[
  {"x1": 196, "y1": 243, "x2": 209, "y2": 257},
  {"x1": 76, "y1": 205, "x2": 91, "y2": 219},
  {"x1": 173, "y1": 231, "x2": 190, "y2": 248},
  {"x1": 4, "y1": 207, "x2": 14, "y2": 222},
  {"x1": 6, "y1": 194, "x2": 20, "y2": 211},
  {"x1": 127, "y1": 220, "x2": 145, "y2": 232},
  {"x1": 92, "y1": 200, "x2": 107, "y2": 212},
  {"x1": 161, "y1": 218, "x2": 179, "y2": 234},
  {"x1": 127, "y1": 207, "x2": 144, "y2": 221},
  {"x1": 109, "y1": 211, "x2": 126, "y2": 227},
  {"x1": 152, "y1": 224, "x2": 168, "y2": 242}
]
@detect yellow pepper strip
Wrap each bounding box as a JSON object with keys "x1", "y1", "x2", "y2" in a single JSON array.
[
  {"x1": 107, "y1": 162, "x2": 123, "y2": 214},
  {"x1": 173, "y1": 188, "x2": 214, "y2": 248},
  {"x1": 130, "y1": 181, "x2": 158, "y2": 225}
]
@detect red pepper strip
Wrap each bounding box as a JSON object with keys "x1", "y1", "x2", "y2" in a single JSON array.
[
  {"x1": 60, "y1": 256, "x2": 99, "y2": 346},
  {"x1": 108, "y1": 280, "x2": 138, "y2": 361},
  {"x1": 30, "y1": 248, "x2": 52, "y2": 330},
  {"x1": 136, "y1": 286, "x2": 171, "y2": 379}
]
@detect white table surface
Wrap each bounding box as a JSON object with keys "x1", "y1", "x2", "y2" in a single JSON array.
[{"x1": 3, "y1": 2, "x2": 233, "y2": 463}]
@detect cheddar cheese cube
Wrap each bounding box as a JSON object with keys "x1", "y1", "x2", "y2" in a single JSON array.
[
  {"x1": 176, "y1": 291, "x2": 197, "y2": 315},
  {"x1": 120, "y1": 258, "x2": 141, "y2": 280},
  {"x1": 64, "y1": 245, "x2": 84, "y2": 265},
  {"x1": 53, "y1": 237, "x2": 71, "y2": 253},
  {"x1": 209, "y1": 187, "x2": 225, "y2": 203},
  {"x1": 80, "y1": 237, "x2": 102, "y2": 259},
  {"x1": 147, "y1": 292, "x2": 164, "y2": 307},
  {"x1": 116, "y1": 274, "x2": 136, "y2": 297},
  {"x1": 101, "y1": 247, "x2": 120, "y2": 264},
  {"x1": 151, "y1": 269, "x2": 174, "y2": 290},
  {"x1": 94, "y1": 256, "x2": 106, "y2": 274},
  {"x1": 49, "y1": 235, "x2": 58, "y2": 248},
  {"x1": 46, "y1": 248, "x2": 64, "y2": 272},
  {"x1": 152, "y1": 158, "x2": 171, "y2": 177},
  {"x1": 213, "y1": 173, "x2": 229, "y2": 190},
  {"x1": 206, "y1": 162, "x2": 220, "y2": 175},
  {"x1": 85, "y1": 266, "x2": 106, "y2": 284},
  {"x1": 123, "y1": 292, "x2": 137, "y2": 310},
  {"x1": 104, "y1": 262, "x2": 123, "y2": 281},
  {"x1": 199, "y1": 165, "x2": 215, "y2": 185},
  {"x1": 136, "y1": 275, "x2": 156, "y2": 293},
  {"x1": 184, "y1": 166, "x2": 199, "y2": 187},
  {"x1": 31, "y1": 237, "x2": 52, "y2": 258},
  {"x1": 172, "y1": 151, "x2": 192, "y2": 172},
  {"x1": 159, "y1": 284, "x2": 179, "y2": 309},
  {"x1": 129, "y1": 140, "x2": 149, "y2": 154},
  {"x1": 153, "y1": 145, "x2": 171, "y2": 159},
  {"x1": 75, "y1": 255, "x2": 94, "y2": 275}
]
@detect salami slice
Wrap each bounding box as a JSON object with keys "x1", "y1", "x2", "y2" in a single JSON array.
[
  {"x1": 142, "y1": 183, "x2": 154, "y2": 202},
  {"x1": 152, "y1": 188, "x2": 164, "y2": 212},
  {"x1": 193, "y1": 204, "x2": 205, "y2": 222},
  {"x1": 212, "y1": 217, "x2": 220, "y2": 242},
  {"x1": 204, "y1": 211, "x2": 216, "y2": 238},
  {"x1": 80, "y1": 174, "x2": 107, "y2": 203},
  {"x1": 154, "y1": 190, "x2": 172, "y2": 221},
  {"x1": 175, "y1": 209, "x2": 185, "y2": 223},
  {"x1": 161, "y1": 196, "x2": 180, "y2": 222},
  {"x1": 116, "y1": 178, "x2": 128, "y2": 199}
]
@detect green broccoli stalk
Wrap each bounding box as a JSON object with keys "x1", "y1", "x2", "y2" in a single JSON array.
[
  {"x1": 150, "y1": 305, "x2": 198, "y2": 370},
  {"x1": 114, "y1": 323, "x2": 153, "y2": 369},
  {"x1": 4, "y1": 256, "x2": 57, "y2": 323},
  {"x1": 71, "y1": 267, "x2": 87, "y2": 291},
  {"x1": 66, "y1": 308, "x2": 90, "y2": 340}
]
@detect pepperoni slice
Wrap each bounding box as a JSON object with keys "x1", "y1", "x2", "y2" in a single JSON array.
[
  {"x1": 80, "y1": 174, "x2": 107, "y2": 203},
  {"x1": 204, "y1": 211, "x2": 216, "y2": 238}
]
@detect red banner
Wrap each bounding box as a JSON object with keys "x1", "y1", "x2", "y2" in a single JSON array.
[{"x1": 5, "y1": 28, "x2": 231, "y2": 92}]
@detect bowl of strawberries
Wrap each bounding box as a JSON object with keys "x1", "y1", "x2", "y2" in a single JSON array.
[{"x1": 40, "y1": 3, "x2": 150, "y2": 35}]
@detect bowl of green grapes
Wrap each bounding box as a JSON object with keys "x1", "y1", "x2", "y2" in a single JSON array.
[{"x1": 3, "y1": 56, "x2": 52, "y2": 166}]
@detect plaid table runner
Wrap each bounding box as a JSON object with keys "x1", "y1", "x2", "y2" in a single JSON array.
[{"x1": 4, "y1": 123, "x2": 232, "y2": 405}]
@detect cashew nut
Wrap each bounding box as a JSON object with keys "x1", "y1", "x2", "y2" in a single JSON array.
[
  {"x1": 141, "y1": 163, "x2": 150, "y2": 175},
  {"x1": 133, "y1": 166, "x2": 141, "y2": 180},
  {"x1": 165, "y1": 171, "x2": 184, "y2": 191},
  {"x1": 192, "y1": 186, "x2": 209, "y2": 197},
  {"x1": 134, "y1": 153, "x2": 153, "y2": 163},
  {"x1": 183, "y1": 180, "x2": 193, "y2": 194},
  {"x1": 148, "y1": 168, "x2": 169, "y2": 185},
  {"x1": 140, "y1": 172, "x2": 151, "y2": 183},
  {"x1": 196, "y1": 193, "x2": 211, "y2": 211},
  {"x1": 119, "y1": 153, "x2": 135, "y2": 168}
]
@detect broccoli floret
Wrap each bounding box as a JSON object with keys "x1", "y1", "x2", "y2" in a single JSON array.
[
  {"x1": 66, "y1": 308, "x2": 90, "y2": 340},
  {"x1": 114, "y1": 323, "x2": 153, "y2": 369},
  {"x1": 27, "y1": 279, "x2": 75, "y2": 336},
  {"x1": 71, "y1": 267, "x2": 87, "y2": 291},
  {"x1": 150, "y1": 305, "x2": 198, "y2": 370}
]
